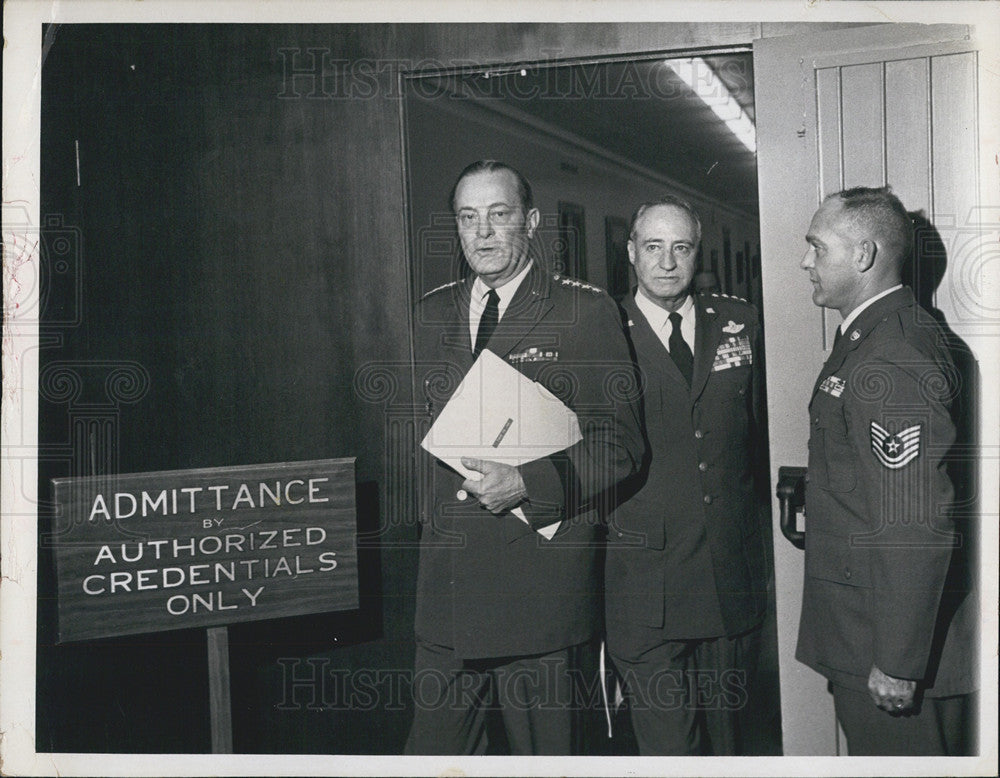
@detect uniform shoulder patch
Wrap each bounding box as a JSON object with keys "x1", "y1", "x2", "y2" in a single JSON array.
[
  {"x1": 421, "y1": 280, "x2": 460, "y2": 300},
  {"x1": 870, "y1": 421, "x2": 921, "y2": 469}
]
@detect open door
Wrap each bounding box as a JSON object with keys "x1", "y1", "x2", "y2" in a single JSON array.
[{"x1": 754, "y1": 23, "x2": 991, "y2": 755}]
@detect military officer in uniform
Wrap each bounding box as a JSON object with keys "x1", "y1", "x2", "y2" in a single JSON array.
[
  {"x1": 405, "y1": 160, "x2": 644, "y2": 755},
  {"x1": 797, "y1": 186, "x2": 977, "y2": 755},
  {"x1": 605, "y1": 195, "x2": 770, "y2": 755}
]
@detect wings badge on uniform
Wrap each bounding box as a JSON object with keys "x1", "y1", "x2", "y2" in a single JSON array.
[{"x1": 870, "y1": 421, "x2": 921, "y2": 469}]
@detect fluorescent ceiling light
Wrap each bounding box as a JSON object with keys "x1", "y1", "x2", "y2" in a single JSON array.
[{"x1": 664, "y1": 57, "x2": 757, "y2": 154}]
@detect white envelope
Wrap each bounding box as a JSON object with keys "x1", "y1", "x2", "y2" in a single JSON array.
[{"x1": 420, "y1": 350, "x2": 582, "y2": 539}]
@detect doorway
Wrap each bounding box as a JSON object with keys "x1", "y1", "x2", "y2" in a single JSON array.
[
  {"x1": 401, "y1": 50, "x2": 780, "y2": 755},
  {"x1": 403, "y1": 54, "x2": 762, "y2": 305}
]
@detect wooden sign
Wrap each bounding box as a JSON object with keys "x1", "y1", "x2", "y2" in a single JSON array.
[{"x1": 50, "y1": 458, "x2": 359, "y2": 643}]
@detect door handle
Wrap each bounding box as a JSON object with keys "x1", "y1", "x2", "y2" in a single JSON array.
[{"x1": 777, "y1": 466, "x2": 807, "y2": 549}]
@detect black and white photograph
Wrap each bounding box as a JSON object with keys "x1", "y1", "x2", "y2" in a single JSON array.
[{"x1": 2, "y1": 1, "x2": 997, "y2": 776}]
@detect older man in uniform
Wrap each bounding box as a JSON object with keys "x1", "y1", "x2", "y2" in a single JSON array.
[
  {"x1": 605, "y1": 195, "x2": 770, "y2": 755},
  {"x1": 797, "y1": 186, "x2": 977, "y2": 755},
  {"x1": 405, "y1": 160, "x2": 644, "y2": 755}
]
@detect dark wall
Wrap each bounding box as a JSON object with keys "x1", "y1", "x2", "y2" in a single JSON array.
[
  {"x1": 38, "y1": 24, "x2": 417, "y2": 754},
  {"x1": 38, "y1": 22, "x2": 843, "y2": 754}
]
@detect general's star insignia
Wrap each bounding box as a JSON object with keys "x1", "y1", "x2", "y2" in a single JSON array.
[{"x1": 870, "y1": 421, "x2": 921, "y2": 469}]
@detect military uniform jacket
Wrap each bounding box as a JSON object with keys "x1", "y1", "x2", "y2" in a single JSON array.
[
  {"x1": 796, "y1": 287, "x2": 977, "y2": 696},
  {"x1": 412, "y1": 262, "x2": 644, "y2": 660},
  {"x1": 606, "y1": 292, "x2": 769, "y2": 648}
]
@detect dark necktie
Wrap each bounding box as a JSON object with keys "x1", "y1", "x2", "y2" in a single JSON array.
[
  {"x1": 474, "y1": 289, "x2": 500, "y2": 357},
  {"x1": 668, "y1": 311, "x2": 694, "y2": 386}
]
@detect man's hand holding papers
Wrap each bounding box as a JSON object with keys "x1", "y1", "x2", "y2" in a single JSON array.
[{"x1": 460, "y1": 457, "x2": 528, "y2": 514}]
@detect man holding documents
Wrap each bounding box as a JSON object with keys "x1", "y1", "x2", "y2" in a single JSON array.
[
  {"x1": 405, "y1": 160, "x2": 643, "y2": 755},
  {"x1": 605, "y1": 195, "x2": 770, "y2": 755}
]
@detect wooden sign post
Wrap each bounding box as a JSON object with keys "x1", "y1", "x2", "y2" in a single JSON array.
[
  {"x1": 207, "y1": 626, "x2": 233, "y2": 752},
  {"x1": 49, "y1": 458, "x2": 360, "y2": 752}
]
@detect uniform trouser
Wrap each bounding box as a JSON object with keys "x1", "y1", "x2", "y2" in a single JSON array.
[
  {"x1": 404, "y1": 640, "x2": 576, "y2": 756},
  {"x1": 832, "y1": 683, "x2": 977, "y2": 756},
  {"x1": 610, "y1": 627, "x2": 761, "y2": 756}
]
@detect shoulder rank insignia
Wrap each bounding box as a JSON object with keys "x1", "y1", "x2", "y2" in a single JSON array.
[
  {"x1": 722, "y1": 320, "x2": 745, "y2": 334},
  {"x1": 555, "y1": 275, "x2": 602, "y2": 294},
  {"x1": 421, "y1": 280, "x2": 460, "y2": 299},
  {"x1": 819, "y1": 375, "x2": 846, "y2": 398},
  {"x1": 710, "y1": 292, "x2": 748, "y2": 303},
  {"x1": 870, "y1": 421, "x2": 921, "y2": 469}
]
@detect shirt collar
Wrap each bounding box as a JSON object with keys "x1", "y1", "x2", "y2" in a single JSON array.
[
  {"x1": 471, "y1": 261, "x2": 532, "y2": 312},
  {"x1": 840, "y1": 284, "x2": 903, "y2": 333},
  {"x1": 634, "y1": 289, "x2": 694, "y2": 331}
]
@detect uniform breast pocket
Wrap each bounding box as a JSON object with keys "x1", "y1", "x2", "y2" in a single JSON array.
[
  {"x1": 811, "y1": 399, "x2": 857, "y2": 493},
  {"x1": 731, "y1": 374, "x2": 750, "y2": 405}
]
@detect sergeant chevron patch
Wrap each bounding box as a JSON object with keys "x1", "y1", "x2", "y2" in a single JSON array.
[{"x1": 870, "y1": 421, "x2": 921, "y2": 469}]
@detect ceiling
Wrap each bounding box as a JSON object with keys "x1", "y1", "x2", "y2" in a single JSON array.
[{"x1": 425, "y1": 53, "x2": 759, "y2": 215}]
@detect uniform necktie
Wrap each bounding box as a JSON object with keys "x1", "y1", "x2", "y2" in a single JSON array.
[
  {"x1": 668, "y1": 311, "x2": 693, "y2": 386},
  {"x1": 832, "y1": 326, "x2": 843, "y2": 351},
  {"x1": 474, "y1": 289, "x2": 500, "y2": 357}
]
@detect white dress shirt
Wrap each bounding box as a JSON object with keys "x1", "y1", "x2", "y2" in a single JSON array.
[
  {"x1": 634, "y1": 290, "x2": 696, "y2": 354},
  {"x1": 468, "y1": 263, "x2": 532, "y2": 350}
]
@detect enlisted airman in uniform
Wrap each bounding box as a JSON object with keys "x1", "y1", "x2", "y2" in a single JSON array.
[{"x1": 797, "y1": 186, "x2": 977, "y2": 755}]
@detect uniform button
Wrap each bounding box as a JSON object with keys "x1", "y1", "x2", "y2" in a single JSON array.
[
  {"x1": 844, "y1": 568, "x2": 852, "y2": 580},
  {"x1": 694, "y1": 430, "x2": 704, "y2": 439},
  {"x1": 617, "y1": 531, "x2": 623, "y2": 538},
  {"x1": 703, "y1": 494, "x2": 713, "y2": 504},
  {"x1": 698, "y1": 462, "x2": 708, "y2": 472},
  {"x1": 804, "y1": 475, "x2": 810, "y2": 483},
  {"x1": 813, "y1": 416, "x2": 820, "y2": 424}
]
